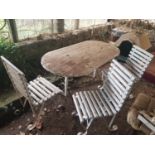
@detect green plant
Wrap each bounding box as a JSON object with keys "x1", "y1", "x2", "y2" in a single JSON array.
[
  {"x1": 0, "y1": 38, "x2": 18, "y2": 90},
  {"x1": 0, "y1": 38, "x2": 45, "y2": 91}
]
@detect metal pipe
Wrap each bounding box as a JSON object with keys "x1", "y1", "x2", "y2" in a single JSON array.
[{"x1": 64, "y1": 76, "x2": 68, "y2": 96}]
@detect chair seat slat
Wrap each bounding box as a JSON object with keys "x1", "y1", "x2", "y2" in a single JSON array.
[
  {"x1": 84, "y1": 91, "x2": 99, "y2": 118},
  {"x1": 96, "y1": 90, "x2": 112, "y2": 116},
  {"x1": 75, "y1": 92, "x2": 89, "y2": 119},
  {"x1": 28, "y1": 85, "x2": 48, "y2": 101},
  {"x1": 103, "y1": 84, "x2": 123, "y2": 109},
  {"x1": 29, "y1": 81, "x2": 51, "y2": 98},
  {"x1": 133, "y1": 45, "x2": 154, "y2": 58},
  {"x1": 37, "y1": 77, "x2": 62, "y2": 94},
  {"x1": 111, "y1": 63, "x2": 132, "y2": 84},
  {"x1": 99, "y1": 89, "x2": 117, "y2": 114},
  {"x1": 72, "y1": 94, "x2": 84, "y2": 123},
  {"x1": 90, "y1": 91, "x2": 107, "y2": 116},
  {"x1": 87, "y1": 91, "x2": 102, "y2": 117},
  {"x1": 33, "y1": 79, "x2": 52, "y2": 94},
  {"x1": 78, "y1": 91, "x2": 93, "y2": 119},
  {"x1": 105, "y1": 81, "x2": 126, "y2": 102},
  {"x1": 132, "y1": 48, "x2": 152, "y2": 61}
]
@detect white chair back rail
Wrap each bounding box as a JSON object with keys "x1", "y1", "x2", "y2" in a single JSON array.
[
  {"x1": 72, "y1": 59, "x2": 135, "y2": 124},
  {"x1": 126, "y1": 45, "x2": 154, "y2": 79},
  {"x1": 1, "y1": 56, "x2": 29, "y2": 98}
]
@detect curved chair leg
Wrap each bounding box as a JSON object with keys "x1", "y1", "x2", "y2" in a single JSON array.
[
  {"x1": 108, "y1": 115, "x2": 118, "y2": 131},
  {"x1": 78, "y1": 119, "x2": 94, "y2": 135}
]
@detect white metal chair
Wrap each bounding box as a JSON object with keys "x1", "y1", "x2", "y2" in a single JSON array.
[
  {"x1": 1, "y1": 56, "x2": 63, "y2": 128},
  {"x1": 124, "y1": 45, "x2": 154, "y2": 81},
  {"x1": 72, "y1": 59, "x2": 136, "y2": 134}
]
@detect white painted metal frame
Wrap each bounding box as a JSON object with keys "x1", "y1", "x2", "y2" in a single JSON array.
[
  {"x1": 125, "y1": 45, "x2": 154, "y2": 80},
  {"x1": 138, "y1": 112, "x2": 155, "y2": 134},
  {"x1": 1, "y1": 56, "x2": 63, "y2": 126},
  {"x1": 72, "y1": 59, "x2": 136, "y2": 134}
]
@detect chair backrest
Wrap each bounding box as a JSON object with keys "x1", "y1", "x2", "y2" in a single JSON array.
[
  {"x1": 101, "y1": 59, "x2": 135, "y2": 109},
  {"x1": 126, "y1": 45, "x2": 154, "y2": 79},
  {"x1": 1, "y1": 56, "x2": 30, "y2": 99}
]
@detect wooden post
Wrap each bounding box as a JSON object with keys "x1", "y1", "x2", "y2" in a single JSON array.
[
  {"x1": 55, "y1": 19, "x2": 64, "y2": 33},
  {"x1": 74, "y1": 19, "x2": 79, "y2": 29},
  {"x1": 50, "y1": 19, "x2": 54, "y2": 33},
  {"x1": 7, "y1": 19, "x2": 18, "y2": 43}
]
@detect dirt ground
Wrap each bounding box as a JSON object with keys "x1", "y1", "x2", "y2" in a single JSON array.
[{"x1": 0, "y1": 77, "x2": 155, "y2": 135}]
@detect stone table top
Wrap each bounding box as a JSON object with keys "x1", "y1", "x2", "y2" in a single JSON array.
[{"x1": 41, "y1": 40, "x2": 120, "y2": 77}]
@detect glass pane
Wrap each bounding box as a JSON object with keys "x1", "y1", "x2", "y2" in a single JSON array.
[
  {"x1": 65, "y1": 19, "x2": 76, "y2": 31},
  {"x1": 16, "y1": 19, "x2": 52, "y2": 40},
  {"x1": 79, "y1": 19, "x2": 107, "y2": 28},
  {"x1": 0, "y1": 19, "x2": 11, "y2": 40}
]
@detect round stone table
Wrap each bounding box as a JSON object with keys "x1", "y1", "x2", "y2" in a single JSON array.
[{"x1": 41, "y1": 40, "x2": 120, "y2": 95}]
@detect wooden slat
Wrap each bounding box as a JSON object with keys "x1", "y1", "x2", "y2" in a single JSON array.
[
  {"x1": 99, "y1": 89, "x2": 117, "y2": 115},
  {"x1": 108, "y1": 72, "x2": 127, "y2": 93},
  {"x1": 78, "y1": 91, "x2": 93, "y2": 119},
  {"x1": 37, "y1": 77, "x2": 62, "y2": 94},
  {"x1": 90, "y1": 91, "x2": 107, "y2": 116},
  {"x1": 84, "y1": 91, "x2": 99, "y2": 118},
  {"x1": 128, "y1": 58, "x2": 146, "y2": 71},
  {"x1": 126, "y1": 60, "x2": 144, "y2": 75},
  {"x1": 29, "y1": 92, "x2": 42, "y2": 104},
  {"x1": 28, "y1": 84, "x2": 47, "y2": 100},
  {"x1": 95, "y1": 90, "x2": 112, "y2": 116},
  {"x1": 87, "y1": 91, "x2": 102, "y2": 117},
  {"x1": 132, "y1": 48, "x2": 152, "y2": 61},
  {"x1": 29, "y1": 81, "x2": 51, "y2": 98},
  {"x1": 111, "y1": 63, "x2": 132, "y2": 84},
  {"x1": 101, "y1": 86, "x2": 120, "y2": 112},
  {"x1": 75, "y1": 93, "x2": 88, "y2": 119},
  {"x1": 133, "y1": 45, "x2": 154, "y2": 58},
  {"x1": 138, "y1": 114, "x2": 155, "y2": 132},
  {"x1": 103, "y1": 82, "x2": 126, "y2": 102},
  {"x1": 72, "y1": 94, "x2": 84, "y2": 123},
  {"x1": 33, "y1": 79, "x2": 52, "y2": 94},
  {"x1": 107, "y1": 77, "x2": 127, "y2": 97},
  {"x1": 129, "y1": 53, "x2": 149, "y2": 67},
  {"x1": 112, "y1": 59, "x2": 135, "y2": 80},
  {"x1": 109, "y1": 68, "x2": 130, "y2": 88},
  {"x1": 124, "y1": 63, "x2": 141, "y2": 78},
  {"x1": 130, "y1": 50, "x2": 149, "y2": 64}
]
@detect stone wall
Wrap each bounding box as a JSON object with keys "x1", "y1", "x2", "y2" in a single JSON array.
[{"x1": 17, "y1": 24, "x2": 113, "y2": 59}]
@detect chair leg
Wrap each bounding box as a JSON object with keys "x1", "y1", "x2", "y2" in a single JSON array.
[
  {"x1": 34, "y1": 102, "x2": 45, "y2": 129},
  {"x1": 28, "y1": 101, "x2": 36, "y2": 117},
  {"x1": 64, "y1": 76, "x2": 68, "y2": 96},
  {"x1": 83, "y1": 119, "x2": 94, "y2": 135},
  {"x1": 19, "y1": 98, "x2": 36, "y2": 117},
  {"x1": 23, "y1": 98, "x2": 28, "y2": 107},
  {"x1": 92, "y1": 69, "x2": 97, "y2": 78},
  {"x1": 108, "y1": 114, "x2": 118, "y2": 131}
]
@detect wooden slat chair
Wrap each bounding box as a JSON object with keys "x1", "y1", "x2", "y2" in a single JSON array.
[
  {"x1": 124, "y1": 45, "x2": 154, "y2": 81},
  {"x1": 1, "y1": 56, "x2": 63, "y2": 128},
  {"x1": 72, "y1": 59, "x2": 136, "y2": 134}
]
